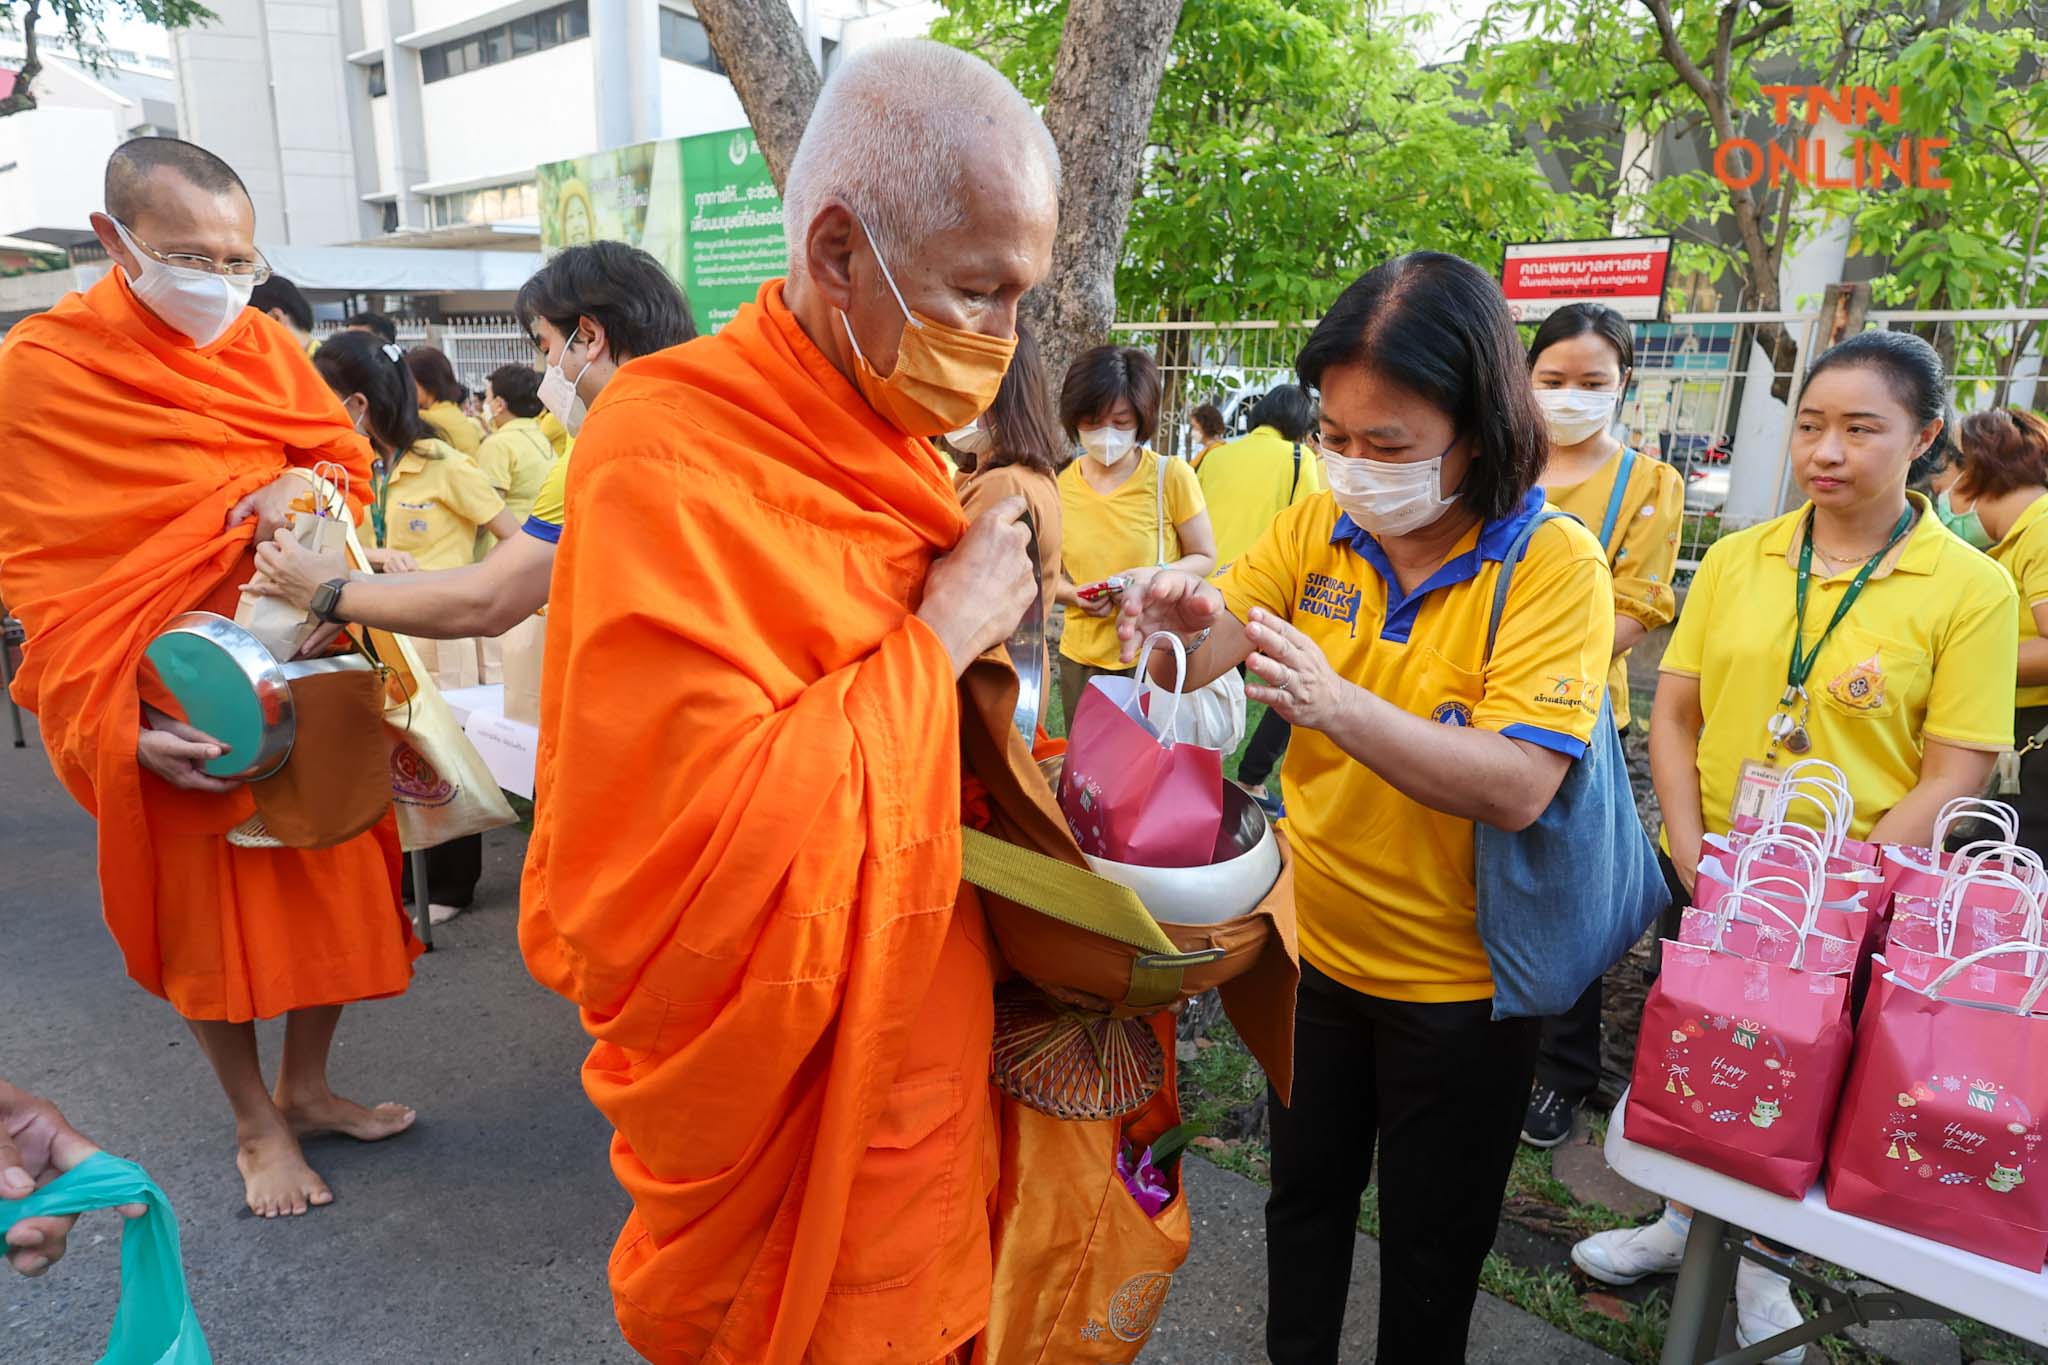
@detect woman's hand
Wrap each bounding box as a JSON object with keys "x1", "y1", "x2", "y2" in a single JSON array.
[
  {"x1": 1116, "y1": 568, "x2": 1224, "y2": 662},
  {"x1": 366, "y1": 548, "x2": 418, "y2": 574},
  {"x1": 1242, "y1": 607, "x2": 1358, "y2": 734},
  {"x1": 246, "y1": 528, "x2": 327, "y2": 611}
]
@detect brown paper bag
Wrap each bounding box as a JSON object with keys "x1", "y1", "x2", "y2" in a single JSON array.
[
  {"x1": 237, "y1": 508, "x2": 347, "y2": 659},
  {"x1": 500, "y1": 612, "x2": 546, "y2": 726}
]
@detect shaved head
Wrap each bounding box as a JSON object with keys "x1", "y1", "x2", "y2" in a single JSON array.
[
  {"x1": 105, "y1": 136, "x2": 250, "y2": 224},
  {"x1": 782, "y1": 39, "x2": 1059, "y2": 279}
]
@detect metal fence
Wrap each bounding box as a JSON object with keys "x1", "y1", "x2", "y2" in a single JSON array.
[
  {"x1": 1109, "y1": 308, "x2": 2048, "y2": 574},
  {"x1": 310, "y1": 317, "x2": 532, "y2": 393}
]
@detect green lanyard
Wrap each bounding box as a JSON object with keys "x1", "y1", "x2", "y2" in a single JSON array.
[
  {"x1": 1787, "y1": 504, "x2": 1916, "y2": 690},
  {"x1": 369, "y1": 459, "x2": 391, "y2": 549}
]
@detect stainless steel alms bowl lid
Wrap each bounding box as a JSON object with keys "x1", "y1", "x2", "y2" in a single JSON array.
[{"x1": 142, "y1": 612, "x2": 296, "y2": 781}]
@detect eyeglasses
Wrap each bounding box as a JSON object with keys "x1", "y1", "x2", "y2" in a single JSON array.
[{"x1": 116, "y1": 218, "x2": 273, "y2": 284}]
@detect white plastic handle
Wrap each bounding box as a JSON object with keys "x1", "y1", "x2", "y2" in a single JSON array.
[
  {"x1": 1771, "y1": 777, "x2": 1850, "y2": 852},
  {"x1": 1712, "y1": 889, "x2": 1814, "y2": 969},
  {"x1": 1935, "y1": 864, "x2": 2047, "y2": 955},
  {"x1": 1952, "y1": 840, "x2": 2048, "y2": 898},
  {"x1": 1925, "y1": 939, "x2": 2048, "y2": 1013},
  {"x1": 1129, "y1": 630, "x2": 1189, "y2": 745},
  {"x1": 1732, "y1": 834, "x2": 1823, "y2": 901},
  {"x1": 1934, "y1": 796, "x2": 2020, "y2": 850}
]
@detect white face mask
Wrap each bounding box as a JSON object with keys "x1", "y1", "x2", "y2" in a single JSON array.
[
  {"x1": 947, "y1": 420, "x2": 994, "y2": 456},
  {"x1": 539, "y1": 333, "x2": 593, "y2": 435},
  {"x1": 108, "y1": 217, "x2": 254, "y2": 348},
  {"x1": 1534, "y1": 387, "x2": 1619, "y2": 446},
  {"x1": 1079, "y1": 425, "x2": 1136, "y2": 467},
  {"x1": 1325, "y1": 441, "x2": 1460, "y2": 538}
]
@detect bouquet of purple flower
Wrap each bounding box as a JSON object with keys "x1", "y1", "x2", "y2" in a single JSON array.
[{"x1": 1116, "y1": 1122, "x2": 1203, "y2": 1216}]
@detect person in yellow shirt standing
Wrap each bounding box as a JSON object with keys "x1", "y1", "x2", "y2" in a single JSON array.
[
  {"x1": 1520, "y1": 303, "x2": 1685, "y2": 1149},
  {"x1": 1951, "y1": 407, "x2": 2048, "y2": 854},
  {"x1": 1188, "y1": 401, "x2": 1227, "y2": 468},
  {"x1": 474, "y1": 364, "x2": 555, "y2": 548},
  {"x1": 1053, "y1": 344, "x2": 1216, "y2": 732},
  {"x1": 1118, "y1": 252, "x2": 1614, "y2": 1363},
  {"x1": 406, "y1": 345, "x2": 484, "y2": 457},
  {"x1": 1572, "y1": 330, "x2": 2015, "y2": 1363}
]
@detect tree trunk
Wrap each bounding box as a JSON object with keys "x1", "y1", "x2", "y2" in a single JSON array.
[
  {"x1": 1024, "y1": 0, "x2": 1185, "y2": 392},
  {"x1": 693, "y1": 0, "x2": 822, "y2": 193},
  {"x1": 0, "y1": 0, "x2": 44, "y2": 120}
]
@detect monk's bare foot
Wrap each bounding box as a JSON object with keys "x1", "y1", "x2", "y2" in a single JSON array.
[
  {"x1": 276, "y1": 1090, "x2": 417, "y2": 1142},
  {"x1": 236, "y1": 1129, "x2": 332, "y2": 1219}
]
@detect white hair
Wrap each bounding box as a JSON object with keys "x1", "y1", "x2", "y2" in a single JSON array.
[{"x1": 782, "y1": 39, "x2": 1060, "y2": 279}]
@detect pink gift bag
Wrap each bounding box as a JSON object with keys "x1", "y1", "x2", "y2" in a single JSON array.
[{"x1": 1059, "y1": 632, "x2": 1225, "y2": 868}]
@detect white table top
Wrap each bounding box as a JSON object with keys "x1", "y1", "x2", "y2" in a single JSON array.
[
  {"x1": 435, "y1": 683, "x2": 539, "y2": 800},
  {"x1": 1605, "y1": 1090, "x2": 2048, "y2": 1345}
]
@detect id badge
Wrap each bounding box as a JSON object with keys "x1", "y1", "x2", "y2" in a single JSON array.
[{"x1": 1732, "y1": 759, "x2": 1786, "y2": 824}]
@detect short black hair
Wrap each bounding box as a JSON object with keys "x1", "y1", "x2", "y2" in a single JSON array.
[
  {"x1": 405, "y1": 345, "x2": 467, "y2": 405},
  {"x1": 250, "y1": 275, "x2": 313, "y2": 332},
  {"x1": 487, "y1": 363, "x2": 545, "y2": 419},
  {"x1": 1528, "y1": 302, "x2": 1635, "y2": 375},
  {"x1": 314, "y1": 329, "x2": 427, "y2": 459},
  {"x1": 1190, "y1": 403, "x2": 1225, "y2": 439},
  {"x1": 1058, "y1": 345, "x2": 1162, "y2": 444},
  {"x1": 972, "y1": 323, "x2": 1065, "y2": 477},
  {"x1": 105, "y1": 136, "x2": 249, "y2": 223},
  {"x1": 1297, "y1": 252, "x2": 1548, "y2": 521},
  {"x1": 515, "y1": 242, "x2": 696, "y2": 363},
  {"x1": 345, "y1": 310, "x2": 399, "y2": 344},
  {"x1": 1804, "y1": 330, "x2": 1948, "y2": 445},
  {"x1": 1249, "y1": 384, "x2": 1316, "y2": 442}
]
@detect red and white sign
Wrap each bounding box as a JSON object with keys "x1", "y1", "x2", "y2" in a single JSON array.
[{"x1": 1501, "y1": 237, "x2": 1672, "y2": 322}]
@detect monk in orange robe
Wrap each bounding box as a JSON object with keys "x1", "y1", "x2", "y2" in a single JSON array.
[
  {"x1": 0, "y1": 138, "x2": 420, "y2": 1219},
  {"x1": 519, "y1": 40, "x2": 1057, "y2": 1363}
]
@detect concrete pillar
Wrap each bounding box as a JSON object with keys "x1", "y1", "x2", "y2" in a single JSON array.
[
  {"x1": 589, "y1": 0, "x2": 658, "y2": 150},
  {"x1": 383, "y1": 0, "x2": 429, "y2": 230}
]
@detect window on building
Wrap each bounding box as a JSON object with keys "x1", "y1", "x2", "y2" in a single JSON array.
[
  {"x1": 820, "y1": 37, "x2": 839, "y2": 75},
  {"x1": 367, "y1": 60, "x2": 387, "y2": 98},
  {"x1": 427, "y1": 181, "x2": 540, "y2": 229},
  {"x1": 419, "y1": 1, "x2": 587, "y2": 85},
  {"x1": 659, "y1": 9, "x2": 723, "y2": 74},
  {"x1": 382, "y1": 202, "x2": 400, "y2": 234}
]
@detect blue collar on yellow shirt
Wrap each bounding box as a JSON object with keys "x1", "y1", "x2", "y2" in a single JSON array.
[{"x1": 1330, "y1": 486, "x2": 1547, "y2": 644}]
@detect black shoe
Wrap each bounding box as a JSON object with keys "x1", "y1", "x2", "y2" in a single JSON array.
[{"x1": 1521, "y1": 1084, "x2": 1578, "y2": 1148}]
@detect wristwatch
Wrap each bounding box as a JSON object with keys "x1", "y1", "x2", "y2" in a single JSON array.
[{"x1": 310, "y1": 577, "x2": 350, "y2": 624}]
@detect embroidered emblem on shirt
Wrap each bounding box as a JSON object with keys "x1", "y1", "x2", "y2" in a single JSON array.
[
  {"x1": 1298, "y1": 572, "x2": 1362, "y2": 639},
  {"x1": 1107, "y1": 1272, "x2": 1173, "y2": 1342},
  {"x1": 1826, "y1": 651, "x2": 1887, "y2": 712},
  {"x1": 1432, "y1": 700, "x2": 1473, "y2": 727}
]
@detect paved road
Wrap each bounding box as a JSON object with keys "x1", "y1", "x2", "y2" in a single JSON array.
[{"x1": 2, "y1": 718, "x2": 1612, "y2": 1363}]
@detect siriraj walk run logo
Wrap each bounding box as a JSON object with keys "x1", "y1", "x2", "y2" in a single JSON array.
[{"x1": 1714, "y1": 85, "x2": 1949, "y2": 191}]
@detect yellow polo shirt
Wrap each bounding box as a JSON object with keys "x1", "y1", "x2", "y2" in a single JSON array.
[
  {"x1": 421, "y1": 400, "x2": 483, "y2": 457},
  {"x1": 1197, "y1": 425, "x2": 1325, "y2": 572},
  {"x1": 537, "y1": 410, "x2": 575, "y2": 461},
  {"x1": 477, "y1": 416, "x2": 554, "y2": 521},
  {"x1": 1059, "y1": 449, "x2": 1206, "y2": 668},
  {"x1": 524, "y1": 448, "x2": 571, "y2": 543},
  {"x1": 1544, "y1": 448, "x2": 1685, "y2": 729},
  {"x1": 1217, "y1": 489, "x2": 1614, "y2": 1002},
  {"x1": 1661, "y1": 493, "x2": 2016, "y2": 843},
  {"x1": 1987, "y1": 493, "x2": 2048, "y2": 709},
  {"x1": 379, "y1": 438, "x2": 506, "y2": 571}
]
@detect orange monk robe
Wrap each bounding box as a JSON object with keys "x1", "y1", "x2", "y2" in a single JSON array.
[
  {"x1": 521, "y1": 279, "x2": 998, "y2": 1365},
  {"x1": 0, "y1": 271, "x2": 419, "y2": 1022}
]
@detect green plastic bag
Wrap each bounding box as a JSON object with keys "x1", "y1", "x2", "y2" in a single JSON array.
[{"x1": 0, "y1": 1151, "x2": 213, "y2": 1363}]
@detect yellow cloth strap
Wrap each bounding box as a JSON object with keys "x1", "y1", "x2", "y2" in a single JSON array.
[{"x1": 959, "y1": 828, "x2": 1225, "y2": 1010}]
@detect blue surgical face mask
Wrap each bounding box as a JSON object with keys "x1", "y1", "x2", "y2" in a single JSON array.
[{"x1": 1936, "y1": 489, "x2": 1993, "y2": 550}]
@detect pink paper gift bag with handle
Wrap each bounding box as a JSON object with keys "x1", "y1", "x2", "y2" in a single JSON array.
[{"x1": 1058, "y1": 632, "x2": 1224, "y2": 869}]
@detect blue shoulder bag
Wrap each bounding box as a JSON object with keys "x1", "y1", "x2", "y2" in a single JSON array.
[{"x1": 1473, "y1": 510, "x2": 1669, "y2": 1020}]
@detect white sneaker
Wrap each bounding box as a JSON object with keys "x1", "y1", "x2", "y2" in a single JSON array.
[
  {"x1": 1735, "y1": 1258, "x2": 1806, "y2": 1364},
  {"x1": 428, "y1": 902, "x2": 465, "y2": 926},
  {"x1": 1570, "y1": 1209, "x2": 1690, "y2": 1286}
]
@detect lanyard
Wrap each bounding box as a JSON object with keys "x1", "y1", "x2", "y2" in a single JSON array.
[
  {"x1": 369, "y1": 459, "x2": 391, "y2": 548},
  {"x1": 1787, "y1": 504, "x2": 1915, "y2": 690}
]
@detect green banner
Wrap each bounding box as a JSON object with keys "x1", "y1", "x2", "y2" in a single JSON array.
[{"x1": 537, "y1": 129, "x2": 787, "y2": 333}]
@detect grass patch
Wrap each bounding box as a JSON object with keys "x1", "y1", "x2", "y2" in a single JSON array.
[{"x1": 1481, "y1": 1254, "x2": 1672, "y2": 1363}]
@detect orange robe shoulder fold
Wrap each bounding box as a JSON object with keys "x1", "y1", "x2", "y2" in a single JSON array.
[
  {"x1": 520, "y1": 280, "x2": 998, "y2": 1365},
  {"x1": 0, "y1": 275, "x2": 418, "y2": 1022}
]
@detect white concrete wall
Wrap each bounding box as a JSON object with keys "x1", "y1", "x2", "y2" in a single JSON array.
[
  {"x1": 655, "y1": 60, "x2": 745, "y2": 138},
  {"x1": 266, "y1": 0, "x2": 364, "y2": 243},
  {"x1": 371, "y1": 96, "x2": 398, "y2": 196},
  {"x1": 357, "y1": 0, "x2": 388, "y2": 50},
  {"x1": 419, "y1": 42, "x2": 596, "y2": 184},
  {"x1": 0, "y1": 102, "x2": 128, "y2": 236},
  {"x1": 172, "y1": 0, "x2": 290, "y2": 234}
]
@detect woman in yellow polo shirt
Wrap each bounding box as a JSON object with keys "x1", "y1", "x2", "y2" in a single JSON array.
[
  {"x1": 1118, "y1": 252, "x2": 1614, "y2": 1363},
  {"x1": 1951, "y1": 407, "x2": 2048, "y2": 852},
  {"x1": 1522, "y1": 303, "x2": 1685, "y2": 1148},
  {"x1": 405, "y1": 345, "x2": 484, "y2": 457},
  {"x1": 1571, "y1": 330, "x2": 2015, "y2": 1361},
  {"x1": 1053, "y1": 344, "x2": 1216, "y2": 732}
]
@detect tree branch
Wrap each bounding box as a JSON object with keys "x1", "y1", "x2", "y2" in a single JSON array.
[{"x1": 0, "y1": 0, "x2": 44, "y2": 120}]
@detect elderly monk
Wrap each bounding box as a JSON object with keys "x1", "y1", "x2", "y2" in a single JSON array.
[
  {"x1": 0, "y1": 138, "x2": 419, "y2": 1220},
  {"x1": 519, "y1": 39, "x2": 1056, "y2": 1365}
]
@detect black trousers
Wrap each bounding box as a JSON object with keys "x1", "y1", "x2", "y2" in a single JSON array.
[
  {"x1": 2014, "y1": 705, "x2": 2048, "y2": 861},
  {"x1": 1234, "y1": 661, "x2": 1291, "y2": 787},
  {"x1": 400, "y1": 833, "x2": 483, "y2": 909},
  {"x1": 1266, "y1": 963, "x2": 1542, "y2": 1364}
]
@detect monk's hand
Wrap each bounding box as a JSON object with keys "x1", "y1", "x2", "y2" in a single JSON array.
[
  {"x1": 1243, "y1": 607, "x2": 1354, "y2": 733},
  {"x1": 918, "y1": 495, "x2": 1035, "y2": 677},
  {"x1": 137, "y1": 705, "x2": 239, "y2": 793},
  {"x1": 225, "y1": 472, "x2": 305, "y2": 544},
  {"x1": 1, "y1": 1079, "x2": 142, "y2": 1278},
  {"x1": 247, "y1": 527, "x2": 323, "y2": 612},
  {"x1": 1116, "y1": 569, "x2": 1224, "y2": 664}
]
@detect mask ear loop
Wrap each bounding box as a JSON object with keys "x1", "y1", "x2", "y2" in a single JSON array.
[{"x1": 847, "y1": 206, "x2": 918, "y2": 329}]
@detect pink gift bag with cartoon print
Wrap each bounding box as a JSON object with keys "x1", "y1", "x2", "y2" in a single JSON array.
[
  {"x1": 1058, "y1": 632, "x2": 1224, "y2": 869},
  {"x1": 1626, "y1": 892, "x2": 1855, "y2": 1197},
  {"x1": 1825, "y1": 946, "x2": 2048, "y2": 1269}
]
